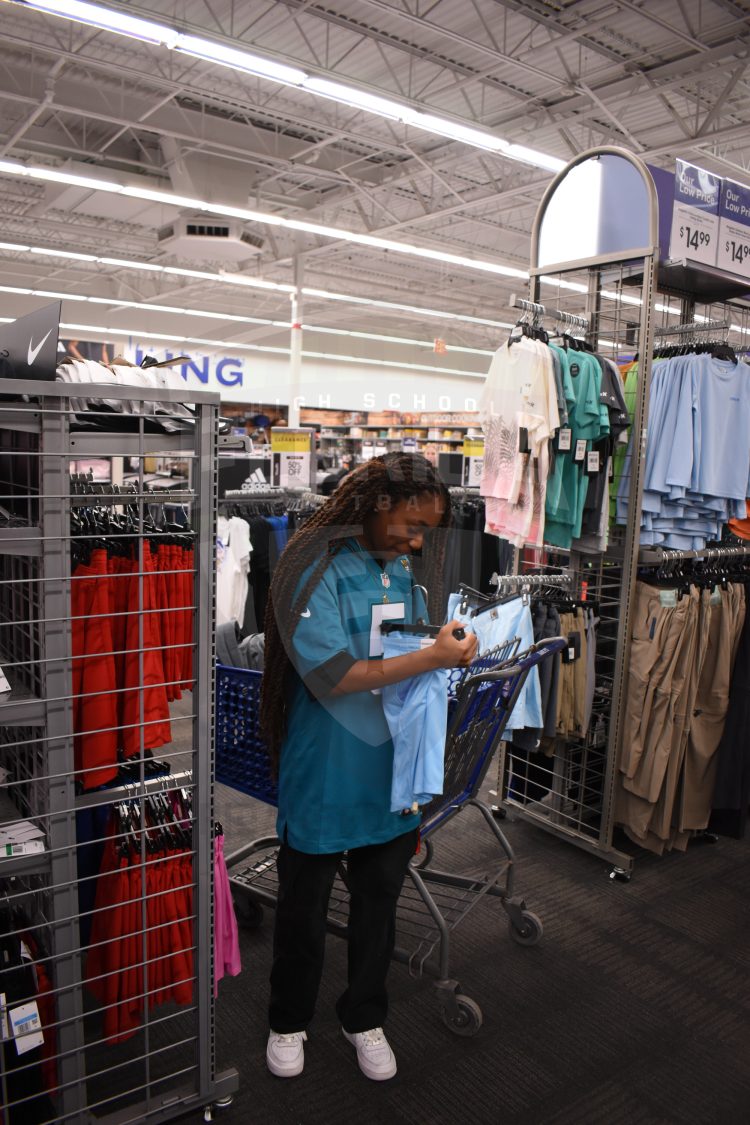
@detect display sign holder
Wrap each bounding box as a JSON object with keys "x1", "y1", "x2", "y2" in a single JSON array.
[
  {"x1": 462, "y1": 436, "x2": 484, "y2": 487},
  {"x1": 271, "y1": 427, "x2": 314, "y2": 489}
]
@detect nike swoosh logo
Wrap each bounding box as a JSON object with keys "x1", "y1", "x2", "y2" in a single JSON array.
[
  {"x1": 27, "y1": 328, "x2": 53, "y2": 366},
  {"x1": 300, "y1": 609, "x2": 311, "y2": 618}
]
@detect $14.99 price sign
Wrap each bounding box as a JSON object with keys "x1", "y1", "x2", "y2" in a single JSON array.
[
  {"x1": 669, "y1": 208, "x2": 718, "y2": 266},
  {"x1": 669, "y1": 160, "x2": 720, "y2": 267},
  {"x1": 717, "y1": 178, "x2": 750, "y2": 279}
]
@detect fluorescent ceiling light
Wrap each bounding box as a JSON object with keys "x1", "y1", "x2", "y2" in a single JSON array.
[
  {"x1": 16, "y1": 1, "x2": 565, "y2": 174},
  {"x1": 0, "y1": 238, "x2": 513, "y2": 328},
  {"x1": 0, "y1": 158, "x2": 528, "y2": 279},
  {"x1": 175, "y1": 35, "x2": 306, "y2": 85},
  {"x1": 0, "y1": 281, "x2": 495, "y2": 359},
  {"x1": 302, "y1": 78, "x2": 406, "y2": 121},
  {"x1": 502, "y1": 144, "x2": 565, "y2": 174},
  {"x1": 56, "y1": 320, "x2": 485, "y2": 378},
  {"x1": 23, "y1": 0, "x2": 180, "y2": 46}
]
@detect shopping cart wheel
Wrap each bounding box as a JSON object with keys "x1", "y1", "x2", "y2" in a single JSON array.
[
  {"x1": 508, "y1": 910, "x2": 543, "y2": 946},
  {"x1": 440, "y1": 994, "x2": 483, "y2": 1037},
  {"x1": 232, "y1": 891, "x2": 264, "y2": 930}
]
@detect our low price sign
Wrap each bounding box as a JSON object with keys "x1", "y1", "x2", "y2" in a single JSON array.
[
  {"x1": 717, "y1": 178, "x2": 750, "y2": 279},
  {"x1": 668, "y1": 159, "x2": 720, "y2": 267}
]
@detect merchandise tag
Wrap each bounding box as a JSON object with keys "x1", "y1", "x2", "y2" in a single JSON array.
[
  {"x1": 659, "y1": 590, "x2": 678, "y2": 608},
  {"x1": 710, "y1": 585, "x2": 722, "y2": 606},
  {"x1": 557, "y1": 427, "x2": 572, "y2": 452},
  {"x1": 587, "y1": 450, "x2": 601, "y2": 474},
  {"x1": 0, "y1": 665, "x2": 9, "y2": 695},
  {"x1": 9, "y1": 1001, "x2": 43, "y2": 1055},
  {"x1": 569, "y1": 362, "x2": 580, "y2": 377},
  {"x1": 518, "y1": 427, "x2": 530, "y2": 454},
  {"x1": 419, "y1": 638, "x2": 436, "y2": 649},
  {"x1": 562, "y1": 631, "x2": 581, "y2": 663},
  {"x1": 0, "y1": 994, "x2": 8, "y2": 1041},
  {"x1": 574, "y1": 439, "x2": 587, "y2": 463},
  {"x1": 608, "y1": 458, "x2": 614, "y2": 482}
]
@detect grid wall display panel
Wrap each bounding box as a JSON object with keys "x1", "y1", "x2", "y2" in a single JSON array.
[{"x1": 0, "y1": 381, "x2": 236, "y2": 1124}]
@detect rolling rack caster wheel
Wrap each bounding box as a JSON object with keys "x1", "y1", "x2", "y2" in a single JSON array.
[
  {"x1": 232, "y1": 892, "x2": 264, "y2": 930},
  {"x1": 441, "y1": 994, "x2": 483, "y2": 1037},
  {"x1": 204, "y1": 1094, "x2": 234, "y2": 1120},
  {"x1": 610, "y1": 866, "x2": 631, "y2": 883},
  {"x1": 508, "y1": 910, "x2": 543, "y2": 946}
]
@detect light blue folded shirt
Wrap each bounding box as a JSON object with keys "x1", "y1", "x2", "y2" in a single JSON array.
[{"x1": 381, "y1": 632, "x2": 448, "y2": 813}]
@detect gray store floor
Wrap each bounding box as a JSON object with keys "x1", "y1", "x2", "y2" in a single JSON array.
[{"x1": 210, "y1": 769, "x2": 750, "y2": 1125}]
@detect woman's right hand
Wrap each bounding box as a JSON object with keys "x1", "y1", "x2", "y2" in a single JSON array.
[{"x1": 430, "y1": 620, "x2": 478, "y2": 668}]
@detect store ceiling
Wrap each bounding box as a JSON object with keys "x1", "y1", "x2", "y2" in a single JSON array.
[{"x1": 0, "y1": 0, "x2": 749, "y2": 365}]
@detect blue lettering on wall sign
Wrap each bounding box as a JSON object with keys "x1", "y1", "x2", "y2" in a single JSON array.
[
  {"x1": 216, "y1": 358, "x2": 243, "y2": 386},
  {"x1": 179, "y1": 354, "x2": 210, "y2": 384}
]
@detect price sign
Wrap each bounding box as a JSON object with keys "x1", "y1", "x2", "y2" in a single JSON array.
[
  {"x1": 271, "y1": 428, "x2": 313, "y2": 489},
  {"x1": 462, "y1": 436, "x2": 484, "y2": 487},
  {"x1": 668, "y1": 160, "x2": 719, "y2": 267},
  {"x1": 717, "y1": 178, "x2": 750, "y2": 279}
]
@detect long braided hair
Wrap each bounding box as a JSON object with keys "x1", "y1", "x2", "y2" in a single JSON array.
[{"x1": 260, "y1": 452, "x2": 451, "y2": 765}]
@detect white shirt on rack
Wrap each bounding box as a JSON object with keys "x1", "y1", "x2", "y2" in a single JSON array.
[{"x1": 216, "y1": 516, "x2": 253, "y2": 626}]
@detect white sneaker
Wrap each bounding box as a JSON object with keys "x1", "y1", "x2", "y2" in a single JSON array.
[
  {"x1": 342, "y1": 1027, "x2": 397, "y2": 1081},
  {"x1": 266, "y1": 1030, "x2": 307, "y2": 1077}
]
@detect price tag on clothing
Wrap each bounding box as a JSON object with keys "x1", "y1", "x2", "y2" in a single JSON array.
[
  {"x1": 587, "y1": 450, "x2": 601, "y2": 474},
  {"x1": 0, "y1": 665, "x2": 9, "y2": 695},
  {"x1": 0, "y1": 994, "x2": 8, "y2": 1041},
  {"x1": 573, "y1": 439, "x2": 587, "y2": 463},
  {"x1": 557, "y1": 427, "x2": 572, "y2": 452},
  {"x1": 9, "y1": 1001, "x2": 43, "y2": 1055},
  {"x1": 518, "y1": 427, "x2": 530, "y2": 454}
]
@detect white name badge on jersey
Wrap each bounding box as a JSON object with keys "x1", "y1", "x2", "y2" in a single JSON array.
[{"x1": 369, "y1": 602, "x2": 406, "y2": 658}]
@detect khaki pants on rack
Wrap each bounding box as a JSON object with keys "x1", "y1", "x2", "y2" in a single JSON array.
[
  {"x1": 616, "y1": 584, "x2": 700, "y2": 850},
  {"x1": 638, "y1": 585, "x2": 706, "y2": 852},
  {"x1": 555, "y1": 608, "x2": 587, "y2": 739},
  {"x1": 679, "y1": 583, "x2": 746, "y2": 832}
]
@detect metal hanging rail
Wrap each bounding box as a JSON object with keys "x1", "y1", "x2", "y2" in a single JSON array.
[
  {"x1": 489, "y1": 571, "x2": 573, "y2": 590},
  {"x1": 639, "y1": 544, "x2": 750, "y2": 565},
  {"x1": 654, "y1": 318, "x2": 729, "y2": 337},
  {"x1": 509, "y1": 294, "x2": 589, "y2": 330}
]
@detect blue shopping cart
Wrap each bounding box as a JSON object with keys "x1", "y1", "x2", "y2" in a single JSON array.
[{"x1": 216, "y1": 636, "x2": 566, "y2": 1036}]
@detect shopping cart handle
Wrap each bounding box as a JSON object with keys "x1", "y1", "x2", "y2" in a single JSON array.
[{"x1": 461, "y1": 636, "x2": 568, "y2": 688}]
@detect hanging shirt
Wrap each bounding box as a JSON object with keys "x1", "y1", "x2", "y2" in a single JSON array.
[
  {"x1": 216, "y1": 516, "x2": 252, "y2": 625},
  {"x1": 445, "y1": 593, "x2": 542, "y2": 733},
  {"x1": 277, "y1": 540, "x2": 427, "y2": 854},
  {"x1": 479, "y1": 337, "x2": 560, "y2": 547},
  {"x1": 381, "y1": 631, "x2": 448, "y2": 813}
]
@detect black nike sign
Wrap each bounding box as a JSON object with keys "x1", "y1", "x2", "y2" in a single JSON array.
[{"x1": 0, "y1": 301, "x2": 61, "y2": 381}]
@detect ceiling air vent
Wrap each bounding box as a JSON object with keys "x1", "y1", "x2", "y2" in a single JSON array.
[{"x1": 157, "y1": 215, "x2": 264, "y2": 261}]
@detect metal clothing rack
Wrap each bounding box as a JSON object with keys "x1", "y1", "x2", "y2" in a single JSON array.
[
  {"x1": 653, "y1": 318, "x2": 729, "y2": 338},
  {"x1": 638, "y1": 544, "x2": 750, "y2": 566},
  {"x1": 488, "y1": 572, "x2": 573, "y2": 592},
  {"x1": 0, "y1": 382, "x2": 236, "y2": 1124},
  {"x1": 496, "y1": 145, "x2": 750, "y2": 880},
  {"x1": 508, "y1": 294, "x2": 589, "y2": 330}
]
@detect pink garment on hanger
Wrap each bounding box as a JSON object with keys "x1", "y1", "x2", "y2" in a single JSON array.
[{"x1": 214, "y1": 834, "x2": 241, "y2": 996}]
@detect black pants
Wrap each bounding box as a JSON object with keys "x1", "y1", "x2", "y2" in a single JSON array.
[{"x1": 269, "y1": 827, "x2": 418, "y2": 1034}]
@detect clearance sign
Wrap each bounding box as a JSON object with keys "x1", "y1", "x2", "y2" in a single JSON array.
[
  {"x1": 271, "y1": 428, "x2": 314, "y2": 489},
  {"x1": 462, "y1": 436, "x2": 484, "y2": 487}
]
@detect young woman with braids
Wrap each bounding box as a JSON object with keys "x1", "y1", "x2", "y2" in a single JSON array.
[{"x1": 261, "y1": 452, "x2": 477, "y2": 1082}]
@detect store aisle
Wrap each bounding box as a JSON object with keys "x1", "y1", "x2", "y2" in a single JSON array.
[{"x1": 211, "y1": 774, "x2": 749, "y2": 1125}]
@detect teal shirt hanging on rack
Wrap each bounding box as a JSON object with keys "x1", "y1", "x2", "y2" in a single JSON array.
[{"x1": 545, "y1": 346, "x2": 610, "y2": 549}]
